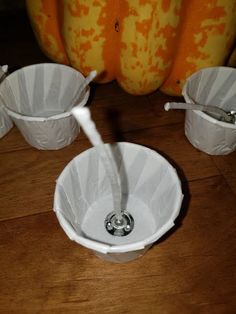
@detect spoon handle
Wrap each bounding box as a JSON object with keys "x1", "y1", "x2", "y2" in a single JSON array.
[
  {"x1": 165, "y1": 102, "x2": 205, "y2": 111},
  {"x1": 165, "y1": 102, "x2": 233, "y2": 123},
  {"x1": 85, "y1": 70, "x2": 97, "y2": 86}
]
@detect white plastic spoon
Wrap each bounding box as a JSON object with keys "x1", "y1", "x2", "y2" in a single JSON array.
[
  {"x1": 69, "y1": 70, "x2": 97, "y2": 110},
  {"x1": 164, "y1": 102, "x2": 235, "y2": 124},
  {"x1": 84, "y1": 70, "x2": 97, "y2": 87}
]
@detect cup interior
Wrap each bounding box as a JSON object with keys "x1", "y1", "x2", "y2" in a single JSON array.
[
  {"x1": 0, "y1": 63, "x2": 88, "y2": 118},
  {"x1": 183, "y1": 66, "x2": 236, "y2": 115}
]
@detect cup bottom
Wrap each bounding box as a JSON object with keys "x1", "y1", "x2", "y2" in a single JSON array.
[
  {"x1": 80, "y1": 195, "x2": 156, "y2": 247},
  {"x1": 94, "y1": 245, "x2": 152, "y2": 263}
]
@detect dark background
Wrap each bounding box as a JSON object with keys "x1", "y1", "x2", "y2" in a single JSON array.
[{"x1": 0, "y1": 1, "x2": 50, "y2": 71}]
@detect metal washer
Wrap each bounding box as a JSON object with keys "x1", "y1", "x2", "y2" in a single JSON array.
[{"x1": 104, "y1": 210, "x2": 134, "y2": 237}]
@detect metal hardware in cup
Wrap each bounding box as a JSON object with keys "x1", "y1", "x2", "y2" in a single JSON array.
[{"x1": 105, "y1": 210, "x2": 134, "y2": 237}]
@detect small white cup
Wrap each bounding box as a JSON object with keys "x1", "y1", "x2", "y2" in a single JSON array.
[
  {"x1": 182, "y1": 67, "x2": 236, "y2": 155},
  {"x1": 54, "y1": 142, "x2": 183, "y2": 263},
  {"x1": 0, "y1": 65, "x2": 13, "y2": 138},
  {"x1": 0, "y1": 63, "x2": 90, "y2": 149}
]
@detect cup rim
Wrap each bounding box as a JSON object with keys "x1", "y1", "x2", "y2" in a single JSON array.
[
  {"x1": 1, "y1": 62, "x2": 90, "y2": 121},
  {"x1": 5, "y1": 88, "x2": 90, "y2": 122},
  {"x1": 7, "y1": 62, "x2": 84, "y2": 76},
  {"x1": 182, "y1": 67, "x2": 236, "y2": 129}
]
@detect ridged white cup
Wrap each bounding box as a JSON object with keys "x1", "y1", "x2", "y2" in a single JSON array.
[
  {"x1": 182, "y1": 67, "x2": 236, "y2": 155},
  {"x1": 54, "y1": 142, "x2": 183, "y2": 263},
  {"x1": 0, "y1": 63, "x2": 90, "y2": 149},
  {"x1": 0, "y1": 65, "x2": 13, "y2": 138}
]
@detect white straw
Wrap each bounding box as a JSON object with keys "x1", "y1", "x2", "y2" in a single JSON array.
[{"x1": 71, "y1": 107, "x2": 122, "y2": 220}]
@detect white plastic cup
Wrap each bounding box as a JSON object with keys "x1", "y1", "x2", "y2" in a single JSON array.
[
  {"x1": 0, "y1": 65, "x2": 13, "y2": 138},
  {"x1": 0, "y1": 99, "x2": 13, "y2": 139},
  {"x1": 54, "y1": 142, "x2": 183, "y2": 263},
  {"x1": 182, "y1": 67, "x2": 236, "y2": 155},
  {"x1": 0, "y1": 63, "x2": 90, "y2": 149}
]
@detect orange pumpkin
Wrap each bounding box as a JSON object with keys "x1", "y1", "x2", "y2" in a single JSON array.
[{"x1": 26, "y1": 0, "x2": 236, "y2": 96}]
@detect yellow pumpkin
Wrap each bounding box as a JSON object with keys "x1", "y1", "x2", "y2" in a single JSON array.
[{"x1": 26, "y1": 0, "x2": 236, "y2": 96}]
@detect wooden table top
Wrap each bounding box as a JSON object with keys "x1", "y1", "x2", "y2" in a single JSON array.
[{"x1": 0, "y1": 9, "x2": 236, "y2": 314}]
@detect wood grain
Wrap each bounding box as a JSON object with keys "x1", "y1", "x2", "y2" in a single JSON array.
[
  {"x1": 0, "y1": 176, "x2": 235, "y2": 313},
  {"x1": 212, "y1": 154, "x2": 236, "y2": 196},
  {"x1": 0, "y1": 7, "x2": 235, "y2": 314}
]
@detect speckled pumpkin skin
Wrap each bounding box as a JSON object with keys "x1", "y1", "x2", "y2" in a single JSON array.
[{"x1": 26, "y1": 0, "x2": 236, "y2": 96}]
